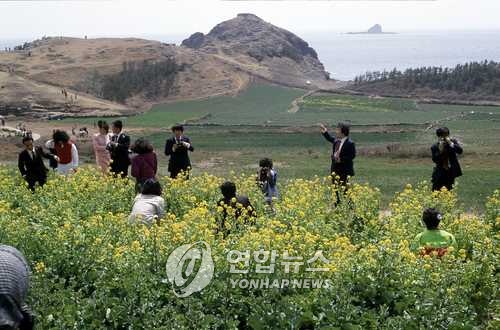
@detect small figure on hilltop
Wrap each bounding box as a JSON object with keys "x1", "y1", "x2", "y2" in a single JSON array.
[
  {"x1": 107, "y1": 120, "x2": 131, "y2": 178},
  {"x1": 431, "y1": 127, "x2": 463, "y2": 191},
  {"x1": 164, "y1": 124, "x2": 194, "y2": 179},
  {"x1": 411, "y1": 208, "x2": 457, "y2": 257},
  {"x1": 256, "y1": 157, "x2": 279, "y2": 213},
  {"x1": 0, "y1": 244, "x2": 34, "y2": 329},
  {"x1": 92, "y1": 120, "x2": 111, "y2": 173}
]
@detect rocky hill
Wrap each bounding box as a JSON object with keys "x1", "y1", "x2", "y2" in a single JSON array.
[
  {"x1": 182, "y1": 13, "x2": 330, "y2": 86},
  {"x1": 0, "y1": 14, "x2": 335, "y2": 118}
]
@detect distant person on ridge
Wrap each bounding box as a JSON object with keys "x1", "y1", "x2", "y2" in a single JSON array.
[
  {"x1": 431, "y1": 127, "x2": 463, "y2": 191},
  {"x1": 320, "y1": 122, "x2": 356, "y2": 187},
  {"x1": 18, "y1": 136, "x2": 56, "y2": 191},
  {"x1": 411, "y1": 208, "x2": 457, "y2": 257},
  {"x1": 164, "y1": 124, "x2": 194, "y2": 179},
  {"x1": 107, "y1": 120, "x2": 131, "y2": 178}
]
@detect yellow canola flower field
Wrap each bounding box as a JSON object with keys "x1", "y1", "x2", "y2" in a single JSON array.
[{"x1": 0, "y1": 166, "x2": 497, "y2": 329}]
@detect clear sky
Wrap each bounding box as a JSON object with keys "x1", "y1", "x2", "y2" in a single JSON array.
[{"x1": 1, "y1": 0, "x2": 499, "y2": 40}]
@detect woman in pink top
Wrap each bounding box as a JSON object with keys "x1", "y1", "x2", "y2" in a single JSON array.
[{"x1": 92, "y1": 120, "x2": 111, "y2": 173}]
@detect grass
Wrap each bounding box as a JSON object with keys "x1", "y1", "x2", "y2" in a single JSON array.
[
  {"x1": 61, "y1": 84, "x2": 500, "y2": 210},
  {"x1": 142, "y1": 126, "x2": 500, "y2": 211}
]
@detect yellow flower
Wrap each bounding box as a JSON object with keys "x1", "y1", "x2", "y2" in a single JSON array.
[{"x1": 35, "y1": 261, "x2": 46, "y2": 273}]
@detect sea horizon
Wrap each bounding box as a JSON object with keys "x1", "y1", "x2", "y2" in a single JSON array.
[{"x1": 2, "y1": 29, "x2": 500, "y2": 81}]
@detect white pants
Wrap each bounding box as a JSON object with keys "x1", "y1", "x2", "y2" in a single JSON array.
[{"x1": 56, "y1": 163, "x2": 75, "y2": 175}]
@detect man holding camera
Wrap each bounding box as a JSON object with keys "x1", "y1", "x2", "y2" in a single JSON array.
[
  {"x1": 164, "y1": 124, "x2": 194, "y2": 179},
  {"x1": 107, "y1": 120, "x2": 131, "y2": 178},
  {"x1": 431, "y1": 127, "x2": 463, "y2": 191}
]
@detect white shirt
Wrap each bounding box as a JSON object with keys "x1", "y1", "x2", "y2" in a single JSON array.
[
  {"x1": 129, "y1": 194, "x2": 166, "y2": 227},
  {"x1": 56, "y1": 144, "x2": 79, "y2": 175},
  {"x1": 334, "y1": 137, "x2": 348, "y2": 159}
]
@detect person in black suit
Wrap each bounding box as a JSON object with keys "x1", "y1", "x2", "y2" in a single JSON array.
[
  {"x1": 18, "y1": 136, "x2": 55, "y2": 191},
  {"x1": 164, "y1": 124, "x2": 194, "y2": 179},
  {"x1": 320, "y1": 122, "x2": 356, "y2": 186},
  {"x1": 431, "y1": 127, "x2": 463, "y2": 191},
  {"x1": 107, "y1": 120, "x2": 131, "y2": 178}
]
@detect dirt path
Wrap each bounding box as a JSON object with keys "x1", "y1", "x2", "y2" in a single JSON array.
[{"x1": 288, "y1": 89, "x2": 317, "y2": 113}]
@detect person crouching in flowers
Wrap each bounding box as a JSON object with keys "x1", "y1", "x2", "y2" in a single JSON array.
[
  {"x1": 217, "y1": 181, "x2": 256, "y2": 236},
  {"x1": 411, "y1": 208, "x2": 457, "y2": 257},
  {"x1": 130, "y1": 138, "x2": 157, "y2": 193},
  {"x1": 45, "y1": 130, "x2": 78, "y2": 175},
  {"x1": 129, "y1": 179, "x2": 165, "y2": 227},
  {"x1": 256, "y1": 158, "x2": 278, "y2": 213}
]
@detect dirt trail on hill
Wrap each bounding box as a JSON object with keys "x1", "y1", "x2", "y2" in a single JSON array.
[{"x1": 288, "y1": 90, "x2": 318, "y2": 113}]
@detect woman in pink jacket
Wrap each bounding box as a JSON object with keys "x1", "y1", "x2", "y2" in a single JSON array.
[{"x1": 92, "y1": 120, "x2": 111, "y2": 173}]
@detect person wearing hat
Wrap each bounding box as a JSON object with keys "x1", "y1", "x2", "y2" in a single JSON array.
[
  {"x1": 412, "y1": 208, "x2": 457, "y2": 257},
  {"x1": 164, "y1": 124, "x2": 194, "y2": 179},
  {"x1": 0, "y1": 245, "x2": 34, "y2": 329}
]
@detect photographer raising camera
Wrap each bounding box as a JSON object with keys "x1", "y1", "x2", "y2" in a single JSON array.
[
  {"x1": 431, "y1": 127, "x2": 463, "y2": 191},
  {"x1": 164, "y1": 124, "x2": 194, "y2": 179},
  {"x1": 256, "y1": 157, "x2": 279, "y2": 213}
]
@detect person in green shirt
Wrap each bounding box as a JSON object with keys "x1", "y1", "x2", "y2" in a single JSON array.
[{"x1": 412, "y1": 208, "x2": 457, "y2": 256}]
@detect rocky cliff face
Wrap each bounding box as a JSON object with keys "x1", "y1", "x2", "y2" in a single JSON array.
[{"x1": 182, "y1": 13, "x2": 330, "y2": 86}]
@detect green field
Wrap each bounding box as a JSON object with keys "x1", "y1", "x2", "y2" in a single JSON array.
[{"x1": 64, "y1": 83, "x2": 500, "y2": 210}]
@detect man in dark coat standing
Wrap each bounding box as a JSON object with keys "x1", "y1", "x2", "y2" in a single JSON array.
[
  {"x1": 18, "y1": 136, "x2": 55, "y2": 191},
  {"x1": 107, "y1": 120, "x2": 131, "y2": 178},
  {"x1": 320, "y1": 122, "x2": 356, "y2": 186},
  {"x1": 164, "y1": 125, "x2": 194, "y2": 178},
  {"x1": 431, "y1": 127, "x2": 463, "y2": 191}
]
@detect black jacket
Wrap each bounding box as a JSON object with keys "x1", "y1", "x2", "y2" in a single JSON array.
[
  {"x1": 322, "y1": 132, "x2": 356, "y2": 177},
  {"x1": 108, "y1": 132, "x2": 131, "y2": 166},
  {"x1": 18, "y1": 147, "x2": 53, "y2": 180},
  {"x1": 164, "y1": 136, "x2": 194, "y2": 172},
  {"x1": 431, "y1": 138, "x2": 463, "y2": 179}
]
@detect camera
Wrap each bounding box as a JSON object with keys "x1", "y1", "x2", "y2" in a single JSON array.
[{"x1": 259, "y1": 167, "x2": 269, "y2": 183}]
